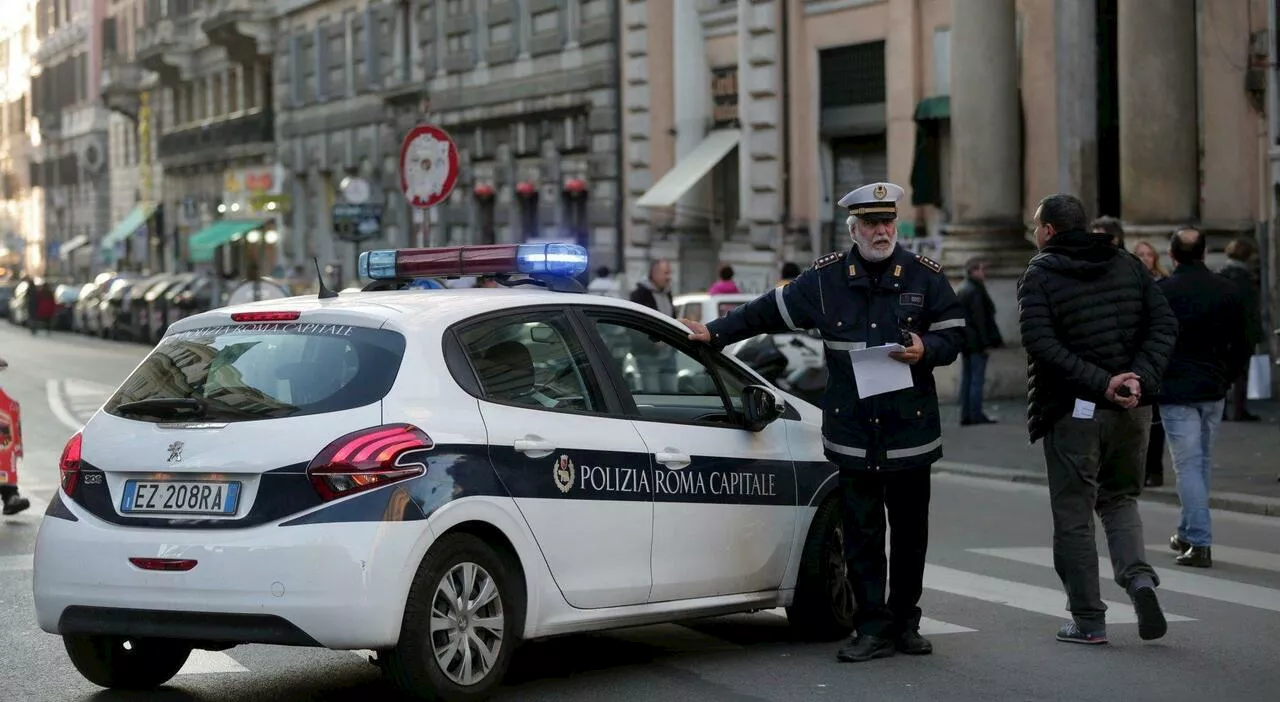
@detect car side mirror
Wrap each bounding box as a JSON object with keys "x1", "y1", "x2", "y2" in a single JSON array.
[{"x1": 741, "y1": 384, "x2": 785, "y2": 432}]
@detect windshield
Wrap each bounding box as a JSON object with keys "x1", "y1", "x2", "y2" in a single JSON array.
[{"x1": 104, "y1": 322, "x2": 407, "y2": 423}]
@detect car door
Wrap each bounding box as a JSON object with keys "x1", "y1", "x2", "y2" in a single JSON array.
[
  {"x1": 579, "y1": 308, "x2": 797, "y2": 603},
  {"x1": 453, "y1": 308, "x2": 655, "y2": 609}
]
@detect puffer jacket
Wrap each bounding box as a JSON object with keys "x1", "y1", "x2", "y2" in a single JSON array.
[{"x1": 1016, "y1": 229, "x2": 1178, "y2": 442}]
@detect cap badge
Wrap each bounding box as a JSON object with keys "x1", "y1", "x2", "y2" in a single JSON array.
[{"x1": 873, "y1": 184, "x2": 887, "y2": 200}]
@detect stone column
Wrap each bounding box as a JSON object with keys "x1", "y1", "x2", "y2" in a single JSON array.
[
  {"x1": 1118, "y1": 0, "x2": 1197, "y2": 225},
  {"x1": 1055, "y1": 0, "x2": 1097, "y2": 215},
  {"x1": 945, "y1": 0, "x2": 1026, "y2": 275},
  {"x1": 672, "y1": 0, "x2": 710, "y2": 231}
]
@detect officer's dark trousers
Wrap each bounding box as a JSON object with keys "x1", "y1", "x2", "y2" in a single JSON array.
[
  {"x1": 1043, "y1": 407, "x2": 1160, "y2": 632},
  {"x1": 840, "y1": 466, "x2": 931, "y2": 638}
]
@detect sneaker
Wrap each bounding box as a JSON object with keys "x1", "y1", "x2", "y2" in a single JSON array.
[
  {"x1": 1056, "y1": 621, "x2": 1107, "y2": 645},
  {"x1": 1131, "y1": 586, "x2": 1167, "y2": 640},
  {"x1": 2, "y1": 494, "x2": 30, "y2": 516}
]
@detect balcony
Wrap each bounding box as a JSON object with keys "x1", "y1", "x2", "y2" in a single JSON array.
[
  {"x1": 157, "y1": 109, "x2": 275, "y2": 167},
  {"x1": 202, "y1": 0, "x2": 274, "y2": 63},
  {"x1": 100, "y1": 55, "x2": 150, "y2": 121},
  {"x1": 136, "y1": 18, "x2": 195, "y2": 85}
]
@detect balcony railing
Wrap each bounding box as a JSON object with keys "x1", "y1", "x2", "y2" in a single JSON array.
[{"x1": 157, "y1": 109, "x2": 275, "y2": 161}]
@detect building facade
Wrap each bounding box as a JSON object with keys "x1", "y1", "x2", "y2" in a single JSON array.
[
  {"x1": 622, "y1": 0, "x2": 1270, "y2": 330},
  {"x1": 136, "y1": 0, "x2": 280, "y2": 281},
  {"x1": 0, "y1": 4, "x2": 37, "y2": 278},
  {"x1": 275, "y1": 0, "x2": 622, "y2": 290},
  {"x1": 30, "y1": 0, "x2": 112, "y2": 279}
]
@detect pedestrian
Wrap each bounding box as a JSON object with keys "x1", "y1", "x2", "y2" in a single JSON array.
[
  {"x1": 1018, "y1": 193, "x2": 1179, "y2": 645},
  {"x1": 708, "y1": 264, "x2": 741, "y2": 294},
  {"x1": 1132, "y1": 240, "x2": 1169, "y2": 280},
  {"x1": 0, "y1": 355, "x2": 30, "y2": 516},
  {"x1": 680, "y1": 181, "x2": 966, "y2": 663},
  {"x1": 956, "y1": 257, "x2": 1002, "y2": 425},
  {"x1": 629, "y1": 259, "x2": 674, "y2": 316},
  {"x1": 1157, "y1": 228, "x2": 1252, "y2": 568},
  {"x1": 586, "y1": 265, "x2": 622, "y2": 298},
  {"x1": 777, "y1": 261, "x2": 802, "y2": 288},
  {"x1": 1091, "y1": 215, "x2": 1125, "y2": 249},
  {"x1": 33, "y1": 282, "x2": 56, "y2": 335},
  {"x1": 1217, "y1": 238, "x2": 1263, "y2": 422}
]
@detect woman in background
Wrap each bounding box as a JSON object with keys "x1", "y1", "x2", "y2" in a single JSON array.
[{"x1": 1132, "y1": 239, "x2": 1168, "y2": 487}]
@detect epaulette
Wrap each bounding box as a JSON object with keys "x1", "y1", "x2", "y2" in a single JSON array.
[
  {"x1": 811, "y1": 251, "x2": 844, "y2": 270},
  {"x1": 914, "y1": 254, "x2": 943, "y2": 273}
]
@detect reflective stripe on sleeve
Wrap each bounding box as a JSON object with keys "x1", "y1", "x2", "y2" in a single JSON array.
[
  {"x1": 885, "y1": 437, "x2": 943, "y2": 459},
  {"x1": 823, "y1": 340, "x2": 867, "y2": 351},
  {"x1": 822, "y1": 438, "x2": 867, "y2": 458},
  {"x1": 775, "y1": 286, "x2": 800, "y2": 331},
  {"x1": 929, "y1": 318, "x2": 966, "y2": 331}
]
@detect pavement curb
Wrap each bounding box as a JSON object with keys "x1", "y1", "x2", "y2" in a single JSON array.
[{"x1": 934, "y1": 460, "x2": 1280, "y2": 518}]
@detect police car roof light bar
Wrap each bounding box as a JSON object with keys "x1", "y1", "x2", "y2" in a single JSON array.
[{"x1": 358, "y1": 243, "x2": 589, "y2": 281}]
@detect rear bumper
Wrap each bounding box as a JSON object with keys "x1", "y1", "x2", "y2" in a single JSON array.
[{"x1": 33, "y1": 497, "x2": 435, "y2": 649}]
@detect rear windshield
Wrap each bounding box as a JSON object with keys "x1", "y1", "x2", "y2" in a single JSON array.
[{"x1": 104, "y1": 322, "x2": 406, "y2": 423}]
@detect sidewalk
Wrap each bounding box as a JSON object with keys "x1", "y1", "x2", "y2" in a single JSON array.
[{"x1": 935, "y1": 399, "x2": 1280, "y2": 517}]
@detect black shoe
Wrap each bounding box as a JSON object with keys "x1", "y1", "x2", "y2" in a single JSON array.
[
  {"x1": 1055, "y1": 621, "x2": 1108, "y2": 645},
  {"x1": 1131, "y1": 586, "x2": 1167, "y2": 641},
  {"x1": 1239, "y1": 412, "x2": 1261, "y2": 422},
  {"x1": 895, "y1": 630, "x2": 933, "y2": 655},
  {"x1": 1175, "y1": 546, "x2": 1212, "y2": 568},
  {"x1": 836, "y1": 634, "x2": 896, "y2": 663},
  {"x1": 2, "y1": 494, "x2": 30, "y2": 516},
  {"x1": 1145, "y1": 475, "x2": 1164, "y2": 488},
  {"x1": 1169, "y1": 534, "x2": 1190, "y2": 553}
]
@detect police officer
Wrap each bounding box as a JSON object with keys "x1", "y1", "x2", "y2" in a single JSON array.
[{"x1": 681, "y1": 182, "x2": 965, "y2": 663}]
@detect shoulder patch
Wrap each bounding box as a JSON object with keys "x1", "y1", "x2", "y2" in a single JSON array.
[
  {"x1": 914, "y1": 254, "x2": 943, "y2": 273},
  {"x1": 811, "y1": 252, "x2": 844, "y2": 270}
]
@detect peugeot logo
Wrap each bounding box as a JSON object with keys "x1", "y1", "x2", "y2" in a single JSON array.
[{"x1": 167, "y1": 441, "x2": 184, "y2": 463}]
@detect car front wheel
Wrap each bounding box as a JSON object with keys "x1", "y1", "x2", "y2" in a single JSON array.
[
  {"x1": 382, "y1": 533, "x2": 524, "y2": 701},
  {"x1": 786, "y1": 496, "x2": 856, "y2": 640},
  {"x1": 63, "y1": 634, "x2": 191, "y2": 690}
]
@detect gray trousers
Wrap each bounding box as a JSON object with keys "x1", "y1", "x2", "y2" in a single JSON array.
[{"x1": 1043, "y1": 406, "x2": 1160, "y2": 629}]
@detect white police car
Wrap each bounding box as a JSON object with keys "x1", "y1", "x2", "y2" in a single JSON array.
[{"x1": 33, "y1": 244, "x2": 852, "y2": 701}]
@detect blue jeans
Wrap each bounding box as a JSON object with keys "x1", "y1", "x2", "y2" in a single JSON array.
[
  {"x1": 1159, "y1": 400, "x2": 1225, "y2": 548},
  {"x1": 959, "y1": 352, "x2": 988, "y2": 423}
]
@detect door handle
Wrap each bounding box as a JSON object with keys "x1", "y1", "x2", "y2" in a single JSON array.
[
  {"x1": 513, "y1": 436, "x2": 554, "y2": 458},
  {"x1": 654, "y1": 450, "x2": 691, "y2": 469}
]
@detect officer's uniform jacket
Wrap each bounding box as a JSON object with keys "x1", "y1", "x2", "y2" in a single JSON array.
[{"x1": 706, "y1": 245, "x2": 966, "y2": 471}]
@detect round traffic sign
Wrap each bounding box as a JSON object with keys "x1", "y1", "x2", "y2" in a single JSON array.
[{"x1": 399, "y1": 124, "x2": 459, "y2": 209}]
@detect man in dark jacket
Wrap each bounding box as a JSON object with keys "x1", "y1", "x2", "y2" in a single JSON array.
[
  {"x1": 1017, "y1": 193, "x2": 1178, "y2": 646},
  {"x1": 956, "y1": 257, "x2": 1003, "y2": 425},
  {"x1": 1217, "y1": 238, "x2": 1263, "y2": 421},
  {"x1": 629, "y1": 259, "x2": 674, "y2": 316},
  {"x1": 1159, "y1": 228, "x2": 1251, "y2": 568}
]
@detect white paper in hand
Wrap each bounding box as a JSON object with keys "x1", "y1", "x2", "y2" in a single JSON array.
[{"x1": 849, "y1": 343, "x2": 913, "y2": 398}]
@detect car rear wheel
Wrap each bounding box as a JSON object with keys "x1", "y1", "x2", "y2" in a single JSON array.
[
  {"x1": 381, "y1": 533, "x2": 524, "y2": 701},
  {"x1": 63, "y1": 634, "x2": 192, "y2": 690},
  {"x1": 786, "y1": 496, "x2": 856, "y2": 641}
]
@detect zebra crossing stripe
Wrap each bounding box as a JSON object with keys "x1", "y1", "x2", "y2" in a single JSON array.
[
  {"x1": 972, "y1": 546, "x2": 1280, "y2": 615},
  {"x1": 177, "y1": 650, "x2": 249, "y2": 675},
  {"x1": 1147, "y1": 544, "x2": 1280, "y2": 574},
  {"x1": 924, "y1": 563, "x2": 1195, "y2": 624},
  {"x1": 760, "y1": 607, "x2": 977, "y2": 635}
]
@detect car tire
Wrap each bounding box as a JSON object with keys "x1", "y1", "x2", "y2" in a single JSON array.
[
  {"x1": 63, "y1": 634, "x2": 192, "y2": 690},
  {"x1": 381, "y1": 533, "x2": 524, "y2": 701},
  {"x1": 786, "y1": 495, "x2": 856, "y2": 641}
]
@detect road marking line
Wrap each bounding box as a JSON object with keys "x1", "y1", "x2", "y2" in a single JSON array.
[
  {"x1": 973, "y1": 546, "x2": 1280, "y2": 615},
  {"x1": 177, "y1": 650, "x2": 249, "y2": 675},
  {"x1": 0, "y1": 554, "x2": 33, "y2": 572},
  {"x1": 924, "y1": 564, "x2": 1195, "y2": 624},
  {"x1": 351, "y1": 649, "x2": 376, "y2": 663},
  {"x1": 759, "y1": 607, "x2": 976, "y2": 635},
  {"x1": 1147, "y1": 544, "x2": 1280, "y2": 574},
  {"x1": 45, "y1": 380, "x2": 84, "y2": 432}
]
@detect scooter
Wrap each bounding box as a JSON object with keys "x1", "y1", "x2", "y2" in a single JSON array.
[{"x1": 727, "y1": 331, "x2": 827, "y2": 409}]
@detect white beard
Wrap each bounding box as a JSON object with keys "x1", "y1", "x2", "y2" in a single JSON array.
[{"x1": 854, "y1": 239, "x2": 896, "y2": 262}]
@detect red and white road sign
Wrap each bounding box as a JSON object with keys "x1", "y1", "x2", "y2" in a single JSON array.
[{"x1": 399, "y1": 124, "x2": 459, "y2": 209}]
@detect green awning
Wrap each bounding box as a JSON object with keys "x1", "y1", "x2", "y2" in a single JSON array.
[
  {"x1": 187, "y1": 219, "x2": 265, "y2": 263},
  {"x1": 913, "y1": 95, "x2": 950, "y2": 121},
  {"x1": 99, "y1": 201, "x2": 158, "y2": 253}
]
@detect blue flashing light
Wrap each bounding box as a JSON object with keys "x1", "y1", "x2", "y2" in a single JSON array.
[
  {"x1": 515, "y1": 243, "x2": 589, "y2": 277},
  {"x1": 359, "y1": 250, "x2": 397, "y2": 280},
  {"x1": 408, "y1": 277, "x2": 446, "y2": 289}
]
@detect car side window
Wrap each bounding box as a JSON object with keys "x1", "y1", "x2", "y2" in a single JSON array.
[
  {"x1": 458, "y1": 312, "x2": 601, "y2": 413},
  {"x1": 591, "y1": 315, "x2": 741, "y2": 426},
  {"x1": 679, "y1": 302, "x2": 702, "y2": 322}
]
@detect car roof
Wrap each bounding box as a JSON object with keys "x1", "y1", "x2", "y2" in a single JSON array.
[
  {"x1": 673, "y1": 292, "x2": 757, "y2": 304},
  {"x1": 167, "y1": 287, "x2": 684, "y2": 337}
]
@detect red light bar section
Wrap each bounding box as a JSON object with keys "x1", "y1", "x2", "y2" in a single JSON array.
[
  {"x1": 129, "y1": 558, "x2": 198, "y2": 572},
  {"x1": 230, "y1": 311, "x2": 301, "y2": 322},
  {"x1": 394, "y1": 244, "x2": 520, "y2": 278}
]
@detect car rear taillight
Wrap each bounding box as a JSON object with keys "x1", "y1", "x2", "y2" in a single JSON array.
[
  {"x1": 59, "y1": 432, "x2": 82, "y2": 497},
  {"x1": 306, "y1": 424, "x2": 433, "y2": 501},
  {"x1": 230, "y1": 311, "x2": 300, "y2": 322},
  {"x1": 129, "y1": 558, "x2": 198, "y2": 572}
]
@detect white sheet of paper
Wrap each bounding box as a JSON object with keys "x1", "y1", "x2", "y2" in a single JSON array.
[
  {"x1": 1072, "y1": 399, "x2": 1096, "y2": 419},
  {"x1": 849, "y1": 343, "x2": 912, "y2": 399}
]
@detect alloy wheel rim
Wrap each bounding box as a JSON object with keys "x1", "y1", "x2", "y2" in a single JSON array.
[
  {"x1": 827, "y1": 523, "x2": 855, "y2": 622},
  {"x1": 429, "y1": 561, "x2": 505, "y2": 686}
]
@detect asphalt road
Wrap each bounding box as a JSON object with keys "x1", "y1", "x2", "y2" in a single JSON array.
[{"x1": 2, "y1": 324, "x2": 1279, "y2": 701}]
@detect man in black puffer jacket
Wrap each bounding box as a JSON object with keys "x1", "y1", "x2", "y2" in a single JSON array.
[{"x1": 1017, "y1": 194, "x2": 1178, "y2": 647}]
